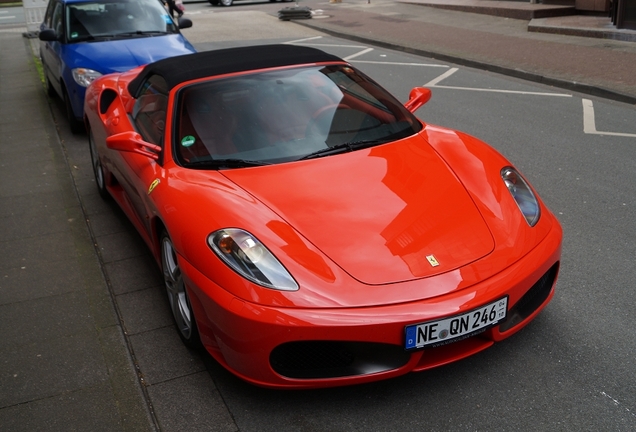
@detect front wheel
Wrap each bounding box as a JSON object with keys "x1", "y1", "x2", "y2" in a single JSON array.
[
  {"x1": 161, "y1": 231, "x2": 201, "y2": 349},
  {"x1": 88, "y1": 129, "x2": 108, "y2": 199},
  {"x1": 220, "y1": 0, "x2": 232, "y2": 6},
  {"x1": 44, "y1": 73, "x2": 55, "y2": 97},
  {"x1": 63, "y1": 87, "x2": 84, "y2": 134}
]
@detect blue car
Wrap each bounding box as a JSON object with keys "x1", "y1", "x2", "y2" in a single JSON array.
[{"x1": 39, "y1": 0, "x2": 196, "y2": 132}]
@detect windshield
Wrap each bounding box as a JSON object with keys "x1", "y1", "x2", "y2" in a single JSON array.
[
  {"x1": 66, "y1": 0, "x2": 177, "y2": 42},
  {"x1": 174, "y1": 65, "x2": 422, "y2": 168}
]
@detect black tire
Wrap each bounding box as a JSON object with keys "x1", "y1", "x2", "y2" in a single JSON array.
[
  {"x1": 41, "y1": 58, "x2": 56, "y2": 98},
  {"x1": 63, "y1": 87, "x2": 84, "y2": 134},
  {"x1": 44, "y1": 73, "x2": 55, "y2": 98},
  {"x1": 161, "y1": 231, "x2": 202, "y2": 349},
  {"x1": 88, "y1": 129, "x2": 109, "y2": 199},
  {"x1": 208, "y1": 0, "x2": 219, "y2": 4}
]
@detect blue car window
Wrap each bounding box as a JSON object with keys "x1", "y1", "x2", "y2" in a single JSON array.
[{"x1": 51, "y1": 1, "x2": 64, "y2": 38}]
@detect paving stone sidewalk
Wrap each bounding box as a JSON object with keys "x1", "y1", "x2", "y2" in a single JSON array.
[{"x1": 0, "y1": 29, "x2": 155, "y2": 432}]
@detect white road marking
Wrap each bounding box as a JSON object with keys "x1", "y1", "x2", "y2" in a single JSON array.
[
  {"x1": 286, "y1": 36, "x2": 369, "y2": 50},
  {"x1": 352, "y1": 60, "x2": 448, "y2": 68},
  {"x1": 288, "y1": 38, "x2": 636, "y2": 142},
  {"x1": 431, "y1": 85, "x2": 572, "y2": 97},
  {"x1": 600, "y1": 391, "x2": 636, "y2": 417},
  {"x1": 582, "y1": 99, "x2": 598, "y2": 134},
  {"x1": 425, "y1": 68, "x2": 571, "y2": 97},
  {"x1": 425, "y1": 68, "x2": 459, "y2": 86},
  {"x1": 290, "y1": 37, "x2": 448, "y2": 67},
  {"x1": 285, "y1": 36, "x2": 324, "y2": 44},
  {"x1": 289, "y1": 40, "x2": 372, "y2": 50},
  {"x1": 343, "y1": 47, "x2": 374, "y2": 61},
  {"x1": 296, "y1": 43, "x2": 370, "y2": 48},
  {"x1": 0, "y1": 27, "x2": 26, "y2": 33},
  {"x1": 582, "y1": 99, "x2": 636, "y2": 137},
  {"x1": 290, "y1": 36, "x2": 636, "y2": 143}
]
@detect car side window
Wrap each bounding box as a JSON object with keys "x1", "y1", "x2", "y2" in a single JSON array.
[
  {"x1": 43, "y1": 0, "x2": 56, "y2": 28},
  {"x1": 50, "y1": 1, "x2": 64, "y2": 39},
  {"x1": 132, "y1": 75, "x2": 169, "y2": 147}
]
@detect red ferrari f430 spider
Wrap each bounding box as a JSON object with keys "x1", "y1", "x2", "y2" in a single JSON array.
[{"x1": 84, "y1": 45, "x2": 562, "y2": 389}]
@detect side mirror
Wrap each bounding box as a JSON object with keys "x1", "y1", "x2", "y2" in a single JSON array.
[
  {"x1": 38, "y1": 28, "x2": 58, "y2": 42},
  {"x1": 177, "y1": 17, "x2": 193, "y2": 29},
  {"x1": 106, "y1": 131, "x2": 161, "y2": 160},
  {"x1": 404, "y1": 87, "x2": 432, "y2": 113}
]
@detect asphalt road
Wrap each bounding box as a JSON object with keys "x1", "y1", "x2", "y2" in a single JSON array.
[
  {"x1": 31, "y1": 2, "x2": 636, "y2": 430},
  {"x1": 0, "y1": 6, "x2": 24, "y2": 25}
]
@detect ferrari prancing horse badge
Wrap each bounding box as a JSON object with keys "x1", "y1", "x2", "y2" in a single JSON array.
[
  {"x1": 148, "y1": 178, "x2": 160, "y2": 195},
  {"x1": 426, "y1": 254, "x2": 440, "y2": 267}
]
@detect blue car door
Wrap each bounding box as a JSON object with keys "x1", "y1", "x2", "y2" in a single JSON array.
[{"x1": 40, "y1": 0, "x2": 65, "y2": 97}]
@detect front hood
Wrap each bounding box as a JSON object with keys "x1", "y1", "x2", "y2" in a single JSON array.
[
  {"x1": 223, "y1": 135, "x2": 495, "y2": 285},
  {"x1": 65, "y1": 35, "x2": 195, "y2": 74}
]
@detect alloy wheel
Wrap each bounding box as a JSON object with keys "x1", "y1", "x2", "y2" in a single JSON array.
[{"x1": 162, "y1": 233, "x2": 197, "y2": 344}]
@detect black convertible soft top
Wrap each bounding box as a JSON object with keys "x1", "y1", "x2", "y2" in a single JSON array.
[{"x1": 127, "y1": 44, "x2": 344, "y2": 97}]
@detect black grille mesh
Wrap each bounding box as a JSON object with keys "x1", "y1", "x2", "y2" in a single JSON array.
[
  {"x1": 500, "y1": 262, "x2": 559, "y2": 332},
  {"x1": 270, "y1": 341, "x2": 409, "y2": 379},
  {"x1": 272, "y1": 341, "x2": 355, "y2": 372}
]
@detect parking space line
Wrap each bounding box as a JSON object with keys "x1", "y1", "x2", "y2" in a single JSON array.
[
  {"x1": 288, "y1": 38, "x2": 634, "y2": 142},
  {"x1": 344, "y1": 47, "x2": 374, "y2": 61},
  {"x1": 424, "y1": 68, "x2": 571, "y2": 97},
  {"x1": 285, "y1": 36, "x2": 324, "y2": 44},
  {"x1": 582, "y1": 99, "x2": 636, "y2": 138},
  {"x1": 287, "y1": 36, "x2": 369, "y2": 50},
  {"x1": 290, "y1": 37, "x2": 446, "y2": 66},
  {"x1": 291, "y1": 39, "x2": 573, "y2": 98},
  {"x1": 425, "y1": 68, "x2": 459, "y2": 86},
  {"x1": 352, "y1": 60, "x2": 448, "y2": 68},
  {"x1": 430, "y1": 85, "x2": 572, "y2": 97}
]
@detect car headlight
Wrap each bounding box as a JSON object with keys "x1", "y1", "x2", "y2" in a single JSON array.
[
  {"x1": 208, "y1": 228, "x2": 299, "y2": 291},
  {"x1": 71, "y1": 68, "x2": 102, "y2": 87},
  {"x1": 501, "y1": 167, "x2": 540, "y2": 226}
]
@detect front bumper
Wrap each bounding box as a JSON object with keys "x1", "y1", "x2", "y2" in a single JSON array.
[{"x1": 183, "y1": 222, "x2": 561, "y2": 389}]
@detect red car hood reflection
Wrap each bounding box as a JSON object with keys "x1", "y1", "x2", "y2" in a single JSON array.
[{"x1": 223, "y1": 137, "x2": 495, "y2": 285}]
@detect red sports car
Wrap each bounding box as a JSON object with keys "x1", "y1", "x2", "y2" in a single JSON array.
[{"x1": 84, "y1": 45, "x2": 562, "y2": 389}]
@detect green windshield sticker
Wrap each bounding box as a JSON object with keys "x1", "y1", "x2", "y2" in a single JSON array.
[
  {"x1": 181, "y1": 135, "x2": 196, "y2": 147},
  {"x1": 71, "y1": 32, "x2": 78, "y2": 38}
]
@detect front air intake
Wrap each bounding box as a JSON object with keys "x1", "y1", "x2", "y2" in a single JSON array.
[
  {"x1": 499, "y1": 262, "x2": 559, "y2": 332},
  {"x1": 270, "y1": 341, "x2": 410, "y2": 379}
]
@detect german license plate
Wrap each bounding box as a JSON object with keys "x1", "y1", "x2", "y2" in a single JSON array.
[{"x1": 405, "y1": 297, "x2": 508, "y2": 350}]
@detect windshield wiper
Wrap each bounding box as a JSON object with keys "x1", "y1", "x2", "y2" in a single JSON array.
[
  {"x1": 299, "y1": 139, "x2": 385, "y2": 160},
  {"x1": 116, "y1": 30, "x2": 169, "y2": 37},
  {"x1": 92, "y1": 31, "x2": 168, "y2": 40},
  {"x1": 72, "y1": 35, "x2": 96, "y2": 42},
  {"x1": 186, "y1": 158, "x2": 270, "y2": 169}
]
